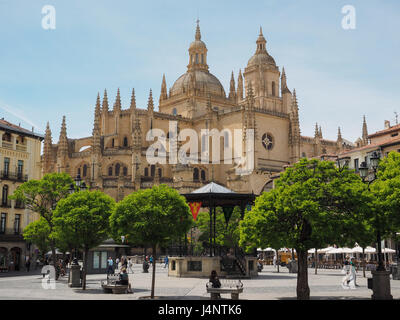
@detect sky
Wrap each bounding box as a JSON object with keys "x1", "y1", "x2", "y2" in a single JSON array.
[{"x1": 0, "y1": 0, "x2": 399, "y2": 143}]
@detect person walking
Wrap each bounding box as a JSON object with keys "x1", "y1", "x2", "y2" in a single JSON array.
[
  {"x1": 25, "y1": 258, "x2": 31, "y2": 272},
  {"x1": 115, "y1": 257, "x2": 120, "y2": 272},
  {"x1": 350, "y1": 257, "x2": 358, "y2": 287},
  {"x1": 106, "y1": 257, "x2": 114, "y2": 275},
  {"x1": 127, "y1": 258, "x2": 134, "y2": 274},
  {"x1": 341, "y1": 256, "x2": 355, "y2": 290},
  {"x1": 149, "y1": 256, "x2": 153, "y2": 265},
  {"x1": 164, "y1": 256, "x2": 169, "y2": 268}
]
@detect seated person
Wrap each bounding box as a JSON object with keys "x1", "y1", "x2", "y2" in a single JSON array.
[
  {"x1": 116, "y1": 268, "x2": 132, "y2": 293},
  {"x1": 209, "y1": 270, "x2": 221, "y2": 288}
]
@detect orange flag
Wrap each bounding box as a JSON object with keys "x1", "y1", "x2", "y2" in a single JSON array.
[{"x1": 188, "y1": 202, "x2": 202, "y2": 221}]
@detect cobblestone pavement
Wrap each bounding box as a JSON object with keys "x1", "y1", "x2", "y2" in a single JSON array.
[{"x1": 0, "y1": 264, "x2": 399, "y2": 300}]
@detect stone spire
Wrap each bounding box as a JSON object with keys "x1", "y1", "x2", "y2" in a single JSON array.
[
  {"x1": 362, "y1": 115, "x2": 368, "y2": 146},
  {"x1": 57, "y1": 116, "x2": 68, "y2": 158},
  {"x1": 281, "y1": 67, "x2": 291, "y2": 94},
  {"x1": 113, "y1": 88, "x2": 122, "y2": 111},
  {"x1": 42, "y1": 121, "x2": 53, "y2": 174},
  {"x1": 237, "y1": 69, "x2": 243, "y2": 101},
  {"x1": 130, "y1": 88, "x2": 136, "y2": 111},
  {"x1": 102, "y1": 89, "x2": 109, "y2": 113},
  {"x1": 92, "y1": 93, "x2": 101, "y2": 153},
  {"x1": 319, "y1": 126, "x2": 322, "y2": 139},
  {"x1": 187, "y1": 19, "x2": 208, "y2": 72},
  {"x1": 336, "y1": 126, "x2": 344, "y2": 152},
  {"x1": 160, "y1": 74, "x2": 168, "y2": 103},
  {"x1": 255, "y1": 26, "x2": 267, "y2": 54},
  {"x1": 147, "y1": 89, "x2": 154, "y2": 113},
  {"x1": 314, "y1": 123, "x2": 319, "y2": 138},
  {"x1": 228, "y1": 71, "x2": 236, "y2": 102}
]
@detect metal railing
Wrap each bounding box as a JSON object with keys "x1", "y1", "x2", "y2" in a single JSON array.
[
  {"x1": 0, "y1": 171, "x2": 28, "y2": 182},
  {"x1": 0, "y1": 227, "x2": 22, "y2": 236},
  {"x1": 0, "y1": 199, "x2": 11, "y2": 208}
]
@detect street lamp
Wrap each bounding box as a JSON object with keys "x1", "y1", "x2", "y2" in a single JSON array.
[{"x1": 359, "y1": 151, "x2": 393, "y2": 299}]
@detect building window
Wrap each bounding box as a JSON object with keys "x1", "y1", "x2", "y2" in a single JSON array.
[
  {"x1": 2, "y1": 185, "x2": 8, "y2": 206},
  {"x1": 14, "y1": 214, "x2": 20, "y2": 235},
  {"x1": 3, "y1": 158, "x2": 10, "y2": 176},
  {"x1": 108, "y1": 167, "x2": 113, "y2": 176},
  {"x1": 201, "y1": 170, "x2": 206, "y2": 181},
  {"x1": 172, "y1": 108, "x2": 177, "y2": 116},
  {"x1": 193, "y1": 168, "x2": 199, "y2": 181},
  {"x1": 158, "y1": 168, "x2": 162, "y2": 177},
  {"x1": 17, "y1": 160, "x2": 23, "y2": 179},
  {"x1": 123, "y1": 167, "x2": 128, "y2": 176},
  {"x1": 391, "y1": 133, "x2": 399, "y2": 137},
  {"x1": 201, "y1": 54, "x2": 204, "y2": 64},
  {"x1": 123, "y1": 137, "x2": 128, "y2": 147},
  {"x1": 2, "y1": 133, "x2": 11, "y2": 142},
  {"x1": 0, "y1": 213, "x2": 6, "y2": 234},
  {"x1": 301, "y1": 152, "x2": 306, "y2": 158},
  {"x1": 150, "y1": 165, "x2": 155, "y2": 177},
  {"x1": 354, "y1": 158, "x2": 359, "y2": 173},
  {"x1": 272, "y1": 81, "x2": 276, "y2": 96},
  {"x1": 144, "y1": 168, "x2": 149, "y2": 177},
  {"x1": 195, "y1": 53, "x2": 199, "y2": 64},
  {"x1": 83, "y1": 164, "x2": 87, "y2": 177},
  {"x1": 115, "y1": 163, "x2": 120, "y2": 176},
  {"x1": 224, "y1": 131, "x2": 229, "y2": 148},
  {"x1": 112, "y1": 139, "x2": 115, "y2": 148}
]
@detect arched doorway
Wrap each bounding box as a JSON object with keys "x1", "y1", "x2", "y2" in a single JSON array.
[
  {"x1": 10, "y1": 247, "x2": 21, "y2": 271},
  {"x1": 0, "y1": 247, "x2": 7, "y2": 271}
]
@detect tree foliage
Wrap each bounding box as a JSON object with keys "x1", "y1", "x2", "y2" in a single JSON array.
[
  {"x1": 110, "y1": 184, "x2": 192, "y2": 298},
  {"x1": 239, "y1": 158, "x2": 370, "y2": 299},
  {"x1": 53, "y1": 190, "x2": 116, "y2": 289}
]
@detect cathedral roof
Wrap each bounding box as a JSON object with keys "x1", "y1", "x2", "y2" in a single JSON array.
[{"x1": 170, "y1": 70, "x2": 226, "y2": 97}]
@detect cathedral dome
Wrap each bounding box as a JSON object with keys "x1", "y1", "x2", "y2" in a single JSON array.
[
  {"x1": 170, "y1": 70, "x2": 226, "y2": 97},
  {"x1": 247, "y1": 52, "x2": 276, "y2": 68},
  {"x1": 247, "y1": 27, "x2": 277, "y2": 68}
]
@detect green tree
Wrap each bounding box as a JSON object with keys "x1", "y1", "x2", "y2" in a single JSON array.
[
  {"x1": 240, "y1": 158, "x2": 370, "y2": 300},
  {"x1": 110, "y1": 185, "x2": 192, "y2": 299},
  {"x1": 53, "y1": 190, "x2": 115, "y2": 290},
  {"x1": 11, "y1": 173, "x2": 73, "y2": 266},
  {"x1": 23, "y1": 218, "x2": 51, "y2": 261}
]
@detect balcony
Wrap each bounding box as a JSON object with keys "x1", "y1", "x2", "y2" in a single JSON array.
[
  {"x1": 0, "y1": 228, "x2": 24, "y2": 242},
  {"x1": 16, "y1": 144, "x2": 27, "y2": 152},
  {"x1": 0, "y1": 199, "x2": 11, "y2": 208},
  {"x1": 14, "y1": 201, "x2": 25, "y2": 209},
  {"x1": 1, "y1": 141, "x2": 13, "y2": 150},
  {"x1": 0, "y1": 171, "x2": 28, "y2": 182}
]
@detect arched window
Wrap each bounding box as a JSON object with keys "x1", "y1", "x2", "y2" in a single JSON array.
[
  {"x1": 201, "y1": 169, "x2": 206, "y2": 181},
  {"x1": 158, "y1": 168, "x2": 162, "y2": 177},
  {"x1": 172, "y1": 108, "x2": 177, "y2": 116},
  {"x1": 123, "y1": 167, "x2": 128, "y2": 176},
  {"x1": 272, "y1": 81, "x2": 276, "y2": 96},
  {"x1": 150, "y1": 165, "x2": 155, "y2": 177},
  {"x1": 108, "y1": 167, "x2": 113, "y2": 176},
  {"x1": 195, "y1": 53, "x2": 199, "y2": 64},
  {"x1": 83, "y1": 164, "x2": 87, "y2": 177},
  {"x1": 301, "y1": 152, "x2": 306, "y2": 158},
  {"x1": 193, "y1": 168, "x2": 199, "y2": 181},
  {"x1": 2, "y1": 185, "x2": 8, "y2": 205},
  {"x1": 201, "y1": 54, "x2": 204, "y2": 64},
  {"x1": 77, "y1": 168, "x2": 81, "y2": 176},
  {"x1": 111, "y1": 139, "x2": 115, "y2": 148},
  {"x1": 123, "y1": 137, "x2": 128, "y2": 147},
  {"x1": 144, "y1": 168, "x2": 149, "y2": 177},
  {"x1": 115, "y1": 163, "x2": 120, "y2": 176}
]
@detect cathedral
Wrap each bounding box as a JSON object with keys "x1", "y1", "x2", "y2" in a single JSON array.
[{"x1": 42, "y1": 22, "x2": 356, "y2": 200}]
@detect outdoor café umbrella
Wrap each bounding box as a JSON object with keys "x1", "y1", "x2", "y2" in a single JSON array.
[{"x1": 383, "y1": 248, "x2": 396, "y2": 253}]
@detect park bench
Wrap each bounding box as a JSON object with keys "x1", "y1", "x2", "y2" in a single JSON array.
[
  {"x1": 101, "y1": 274, "x2": 129, "y2": 294},
  {"x1": 206, "y1": 279, "x2": 243, "y2": 300}
]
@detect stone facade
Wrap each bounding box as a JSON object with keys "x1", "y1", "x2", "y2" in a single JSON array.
[
  {"x1": 0, "y1": 119, "x2": 43, "y2": 271},
  {"x1": 42, "y1": 22, "x2": 355, "y2": 199}
]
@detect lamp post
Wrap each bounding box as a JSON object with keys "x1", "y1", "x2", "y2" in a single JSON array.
[{"x1": 359, "y1": 151, "x2": 393, "y2": 300}]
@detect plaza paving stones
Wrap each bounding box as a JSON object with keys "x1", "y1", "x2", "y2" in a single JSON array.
[{"x1": 0, "y1": 264, "x2": 399, "y2": 300}]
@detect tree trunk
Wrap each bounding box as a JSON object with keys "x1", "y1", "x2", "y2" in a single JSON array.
[
  {"x1": 314, "y1": 248, "x2": 318, "y2": 274},
  {"x1": 82, "y1": 247, "x2": 89, "y2": 290},
  {"x1": 151, "y1": 245, "x2": 157, "y2": 299},
  {"x1": 297, "y1": 249, "x2": 310, "y2": 300}
]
